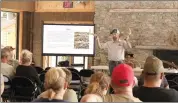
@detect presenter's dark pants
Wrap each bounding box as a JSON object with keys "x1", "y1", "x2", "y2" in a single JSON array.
[
  {"x1": 109, "y1": 60, "x2": 123, "y2": 75},
  {"x1": 108, "y1": 60, "x2": 123, "y2": 93}
]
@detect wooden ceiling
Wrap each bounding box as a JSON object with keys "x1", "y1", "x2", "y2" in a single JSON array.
[{"x1": 1, "y1": 1, "x2": 95, "y2": 12}]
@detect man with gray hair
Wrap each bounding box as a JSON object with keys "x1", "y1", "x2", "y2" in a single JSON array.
[
  {"x1": 96, "y1": 29, "x2": 132, "y2": 74},
  {"x1": 1, "y1": 49, "x2": 15, "y2": 78},
  {"x1": 3, "y1": 46, "x2": 19, "y2": 69}
]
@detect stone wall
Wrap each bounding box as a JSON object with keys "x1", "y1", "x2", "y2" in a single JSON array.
[{"x1": 94, "y1": 1, "x2": 178, "y2": 67}]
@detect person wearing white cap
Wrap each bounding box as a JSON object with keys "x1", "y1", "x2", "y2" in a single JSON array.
[{"x1": 96, "y1": 29, "x2": 132, "y2": 74}]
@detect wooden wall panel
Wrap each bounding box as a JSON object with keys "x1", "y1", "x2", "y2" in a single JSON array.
[
  {"x1": 33, "y1": 12, "x2": 94, "y2": 67},
  {"x1": 35, "y1": 1, "x2": 95, "y2": 12},
  {"x1": 1, "y1": 1, "x2": 35, "y2": 12}
]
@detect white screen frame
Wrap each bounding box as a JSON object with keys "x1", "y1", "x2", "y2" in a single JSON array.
[{"x1": 42, "y1": 24, "x2": 95, "y2": 56}]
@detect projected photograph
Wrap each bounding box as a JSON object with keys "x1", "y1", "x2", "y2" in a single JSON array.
[{"x1": 74, "y1": 32, "x2": 89, "y2": 49}]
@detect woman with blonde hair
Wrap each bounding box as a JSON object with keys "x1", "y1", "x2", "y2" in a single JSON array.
[
  {"x1": 81, "y1": 72, "x2": 111, "y2": 102},
  {"x1": 16, "y1": 50, "x2": 41, "y2": 91},
  {"x1": 33, "y1": 68, "x2": 68, "y2": 102}
]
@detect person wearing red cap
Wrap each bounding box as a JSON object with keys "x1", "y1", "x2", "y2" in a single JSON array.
[
  {"x1": 80, "y1": 64, "x2": 141, "y2": 102},
  {"x1": 96, "y1": 29, "x2": 132, "y2": 75}
]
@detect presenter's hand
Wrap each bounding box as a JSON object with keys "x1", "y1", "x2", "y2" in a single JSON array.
[
  {"x1": 126, "y1": 35, "x2": 130, "y2": 41},
  {"x1": 95, "y1": 36, "x2": 99, "y2": 40}
]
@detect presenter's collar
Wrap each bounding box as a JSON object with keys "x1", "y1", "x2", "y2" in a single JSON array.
[{"x1": 113, "y1": 39, "x2": 121, "y2": 43}]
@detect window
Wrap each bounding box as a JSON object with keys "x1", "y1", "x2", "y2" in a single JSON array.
[
  {"x1": 73, "y1": 56, "x2": 88, "y2": 71},
  {"x1": 1, "y1": 11, "x2": 18, "y2": 59}
]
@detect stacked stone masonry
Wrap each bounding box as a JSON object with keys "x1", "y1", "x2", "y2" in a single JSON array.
[{"x1": 94, "y1": 1, "x2": 178, "y2": 67}]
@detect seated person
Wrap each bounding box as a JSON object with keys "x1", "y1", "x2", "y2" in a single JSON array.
[
  {"x1": 1, "y1": 74, "x2": 4, "y2": 102},
  {"x1": 3, "y1": 46, "x2": 19, "y2": 69},
  {"x1": 133, "y1": 56, "x2": 178, "y2": 102},
  {"x1": 138, "y1": 71, "x2": 169, "y2": 89},
  {"x1": 33, "y1": 68, "x2": 67, "y2": 102},
  {"x1": 85, "y1": 71, "x2": 111, "y2": 95},
  {"x1": 58, "y1": 60, "x2": 69, "y2": 67},
  {"x1": 81, "y1": 72, "x2": 110, "y2": 102},
  {"x1": 16, "y1": 50, "x2": 42, "y2": 88},
  {"x1": 81, "y1": 64, "x2": 141, "y2": 102},
  {"x1": 1, "y1": 49, "x2": 15, "y2": 79},
  {"x1": 62, "y1": 68, "x2": 78, "y2": 102},
  {"x1": 124, "y1": 52, "x2": 135, "y2": 68}
]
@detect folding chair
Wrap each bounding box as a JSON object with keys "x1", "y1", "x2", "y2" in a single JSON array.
[
  {"x1": 79, "y1": 69, "x2": 94, "y2": 87},
  {"x1": 1, "y1": 75, "x2": 12, "y2": 102},
  {"x1": 39, "y1": 73, "x2": 45, "y2": 92},
  {"x1": 11, "y1": 76, "x2": 38, "y2": 102},
  {"x1": 69, "y1": 71, "x2": 82, "y2": 99},
  {"x1": 68, "y1": 67, "x2": 79, "y2": 74}
]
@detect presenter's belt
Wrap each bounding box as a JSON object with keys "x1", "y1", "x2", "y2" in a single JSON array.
[{"x1": 109, "y1": 60, "x2": 123, "y2": 64}]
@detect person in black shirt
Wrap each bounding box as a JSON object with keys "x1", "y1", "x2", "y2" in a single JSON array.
[
  {"x1": 133, "y1": 56, "x2": 178, "y2": 102},
  {"x1": 138, "y1": 72, "x2": 169, "y2": 89},
  {"x1": 33, "y1": 67, "x2": 68, "y2": 102},
  {"x1": 16, "y1": 50, "x2": 42, "y2": 90}
]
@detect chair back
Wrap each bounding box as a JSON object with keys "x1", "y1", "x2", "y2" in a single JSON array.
[
  {"x1": 1, "y1": 75, "x2": 12, "y2": 101},
  {"x1": 79, "y1": 69, "x2": 94, "y2": 85},
  {"x1": 165, "y1": 74, "x2": 178, "y2": 81},
  {"x1": 168, "y1": 80, "x2": 178, "y2": 86},
  {"x1": 79, "y1": 69, "x2": 94, "y2": 77},
  {"x1": 39, "y1": 73, "x2": 45, "y2": 83},
  {"x1": 34, "y1": 66, "x2": 44, "y2": 74},
  {"x1": 69, "y1": 71, "x2": 82, "y2": 100},
  {"x1": 68, "y1": 67, "x2": 79, "y2": 74},
  {"x1": 3, "y1": 75, "x2": 12, "y2": 89},
  {"x1": 12, "y1": 76, "x2": 37, "y2": 96},
  {"x1": 173, "y1": 76, "x2": 178, "y2": 83}
]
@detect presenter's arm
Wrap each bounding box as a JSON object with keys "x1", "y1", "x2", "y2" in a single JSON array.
[
  {"x1": 96, "y1": 36, "x2": 103, "y2": 49},
  {"x1": 123, "y1": 36, "x2": 132, "y2": 49}
]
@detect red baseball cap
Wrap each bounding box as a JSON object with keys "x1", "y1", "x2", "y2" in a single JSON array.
[{"x1": 112, "y1": 64, "x2": 134, "y2": 87}]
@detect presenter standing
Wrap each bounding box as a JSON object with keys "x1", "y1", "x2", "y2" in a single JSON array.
[{"x1": 96, "y1": 29, "x2": 132, "y2": 74}]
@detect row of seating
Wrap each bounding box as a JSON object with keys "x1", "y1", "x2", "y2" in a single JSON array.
[
  {"x1": 165, "y1": 74, "x2": 178, "y2": 91},
  {"x1": 4, "y1": 67, "x2": 95, "y2": 101},
  {"x1": 38, "y1": 68, "x2": 95, "y2": 99},
  {"x1": 2, "y1": 76, "x2": 38, "y2": 102}
]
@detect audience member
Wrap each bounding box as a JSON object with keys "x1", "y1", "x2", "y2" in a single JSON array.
[
  {"x1": 138, "y1": 71, "x2": 169, "y2": 89},
  {"x1": 124, "y1": 52, "x2": 135, "y2": 68},
  {"x1": 1, "y1": 74, "x2": 4, "y2": 102},
  {"x1": 16, "y1": 50, "x2": 42, "y2": 88},
  {"x1": 3, "y1": 46, "x2": 19, "y2": 69},
  {"x1": 133, "y1": 56, "x2": 178, "y2": 102},
  {"x1": 81, "y1": 64, "x2": 141, "y2": 102},
  {"x1": 62, "y1": 68, "x2": 78, "y2": 102},
  {"x1": 85, "y1": 72, "x2": 110, "y2": 95},
  {"x1": 1, "y1": 49, "x2": 15, "y2": 78},
  {"x1": 33, "y1": 68, "x2": 68, "y2": 102},
  {"x1": 81, "y1": 72, "x2": 110, "y2": 102},
  {"x1": 58, "y1": 60, "x2": 69, "y2": 67}
]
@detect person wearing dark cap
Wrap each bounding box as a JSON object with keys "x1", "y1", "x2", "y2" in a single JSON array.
[
  {"x1": 133, "y1": 56, "x2": 178, "y2": 102},
  {"x1": 96, "y1": 29, "x2": 132, "y2": 74}
]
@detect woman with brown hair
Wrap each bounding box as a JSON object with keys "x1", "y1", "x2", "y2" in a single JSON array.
[{"x1": 81, "y1": 72, "x2": 111, "y2": 102}]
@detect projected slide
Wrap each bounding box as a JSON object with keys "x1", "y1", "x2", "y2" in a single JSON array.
[{"x1": 43, "y1": 24, "x2": 95, "y2": 56}]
